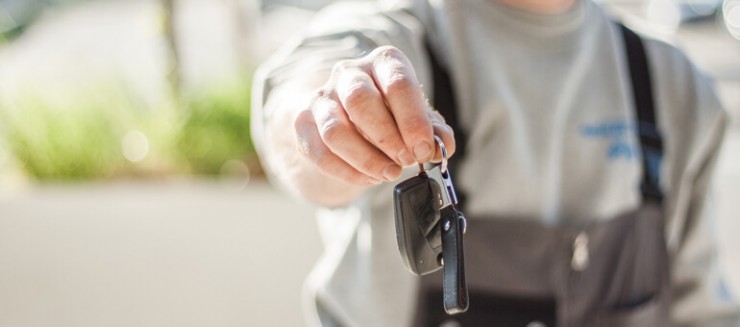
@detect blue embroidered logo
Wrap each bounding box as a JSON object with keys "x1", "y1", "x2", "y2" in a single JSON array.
[{"x1": 580, "y1": 120, "x2": 636, "y2": 160}]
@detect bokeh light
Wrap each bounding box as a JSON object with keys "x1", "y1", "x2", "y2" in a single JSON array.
[
  {"x1": 218, "y1": 159, "x2": 250, "y2": 192},
  {"x1": 646, "y1": 0, "x2": 682, "y2": 33},
  {"x1": 725, "y1": 0, "x2": 740, "y2": 40},
  {"x1": 121, "y1": 130, "x2": 149, "y2": 163}
]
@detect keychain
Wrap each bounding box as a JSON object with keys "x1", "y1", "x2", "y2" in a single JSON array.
[{"x1": 393, "y1": 136, "x2": 469, "y2": 314}]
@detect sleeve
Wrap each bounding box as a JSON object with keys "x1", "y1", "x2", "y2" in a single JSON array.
[
  {"x1": 668, "y1": 113, "x2": 740, "y2": 326},
  {"x1": 253, "y1": 2, "x2": 431, "y2": 112},
  {"x1": 647, "y1": 39, "x2": 740, "y2": 326}
]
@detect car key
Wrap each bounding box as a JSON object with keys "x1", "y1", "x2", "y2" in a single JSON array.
[
  {"x1": 393, "y1": 136, "x2": 469, "y2": 314},
  {"x1": 393, "y1": 163, "x2": 444, "y2": 276},
  {"x1": 433, "y1": 136, "x2": 469, "y2": 314}
]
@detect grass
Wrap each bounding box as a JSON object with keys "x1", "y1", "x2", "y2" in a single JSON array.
[
  {"x1": 0, "y1": 77, "x2": 258, "y2": 181},
  {"x1": 1, "y1": 87, "x2": 130, "y2": 180},
  {"x1": 176, "y1": 79, "x2": 255, "y2": 176}
]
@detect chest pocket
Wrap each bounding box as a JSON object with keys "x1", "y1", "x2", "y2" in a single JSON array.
[{"x1": 414, "y1": 23, "x2": 670, "y2": 326}]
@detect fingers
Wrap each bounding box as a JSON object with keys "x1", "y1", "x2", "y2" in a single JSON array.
[
  {"x1": 294, "y1": 109, "x2": 384, "y2": 185},
  {"x1": 428, "y1": 110, "x2": 456, "y2": 163},
  {"x1": 369, "y1": 46, "x2": 435, "y2": 163},
  {"x1": 333, "y1": 60, "x2": 415, "y2": 167},
  {"x1": 304, "y1": 90, "x2": 403, "y2": 183},
  {"x1": 293, "y1": 46, "x2": 458, "y2": 186}
]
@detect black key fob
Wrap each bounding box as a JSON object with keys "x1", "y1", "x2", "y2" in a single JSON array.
[
  {"x1": 441, "y1": 206, "x2": 468, "y2": 314},
  {"x1": 393, "y1": 171, "x2": 444, "y2": 276},
  {"x1": 393, "y1": 136, "x2": 469, "y2": 315}
]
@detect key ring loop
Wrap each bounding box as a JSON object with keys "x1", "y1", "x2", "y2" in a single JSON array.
[{"x1": 434, "y1": 135, "x2": 448, "y2": 174}]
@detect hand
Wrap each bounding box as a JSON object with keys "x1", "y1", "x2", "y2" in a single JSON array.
[{"x1": 293, "y1": 46, "x2": 456, "y2": 186}]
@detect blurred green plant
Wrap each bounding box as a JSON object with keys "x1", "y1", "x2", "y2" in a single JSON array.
[
  {"x1": 0, "y1": 88, "x2": 129, "y2": 180},
  {"x1": 0, "y1": 76, "x2": 258, "y2": 181},
  {"x1": 176, "y1": 78, "x2": 256, "y2": 176}
]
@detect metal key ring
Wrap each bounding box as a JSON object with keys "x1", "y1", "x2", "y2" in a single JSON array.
[{"x1": 434, "y1": 135, "x2": 448, "y2": 174}]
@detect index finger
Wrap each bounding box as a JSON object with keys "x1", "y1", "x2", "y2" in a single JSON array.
[{"x1": 369, "y1": 46, "x2": 434, "y2": 163}]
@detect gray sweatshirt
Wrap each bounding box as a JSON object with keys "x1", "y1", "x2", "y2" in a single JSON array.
[{"x1": 252, "y1": 0, "x2": 739, "y2": 325}]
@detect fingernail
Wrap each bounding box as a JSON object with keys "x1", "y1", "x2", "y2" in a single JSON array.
[
  {"x1": 369, "y1": 178, "x2": 383, "y2": 185},
  {"x1": 383, "y1": 163, "x2": 402, "y2": 181},
  {"x1": 397, "y1": 149, "x2": 415, "y2": 166},
  {"x1": 413, "y1": 142, "x2": 432, "y2": 162}
]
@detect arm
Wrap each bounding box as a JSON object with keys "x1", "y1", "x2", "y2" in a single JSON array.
[
  {"x1": 253, "y1": 46, "x2": 456, "y2": 208},
  {"x1": 668, "y1": 111, "x2": 740, "y2": 326},
  {"x1": 653, "y1": 43, "x2": 740, "y2": 325}
]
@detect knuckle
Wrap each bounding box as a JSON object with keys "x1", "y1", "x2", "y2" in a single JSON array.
[
  {"x1": 319, "y1": 119, "x2": 349, "y2": 144},
  {"x1": 434, "y1": 126, "x2": 456, "y2": 156},
  {"x1": 373, "y1": 45, "x2": 404, "y2": 61},
  {"x1": 311, "y1": 148, "x2": 331, "y2": 167},
  {"x1": 373, "y1": 134, "x2": 390, "y2": 146},
  {"x1": 342, "y1": 80, "x2": 378, "y2": 110},
  {"x1": 331, "y1": 59, "x2": 357, "y2": 76},
  {"x1": 293, "y1": 119, "x2": 320, "y2": 158},
  {"x1": 294, "y1": 109, "x2": 314, "y2": 126},
  {"x1": 313, "y1": 86, "x2": 335, "y2": 102},
  {"x1": 444, "y1": 136, "x2": 456, "y2": 156},
  {"x1": 384, "y1": 74, "x2": 416, "y2": 97},
  {"x1": 429, "y1": 109, "x2": 447, "y2": 123},
  {"x1": 295, "y1": 134, "x2": 322, "y2": 163},
  {"x1": 370, "y1": 46, "x2": 419, "y2": 98},
  {"x1": 374, "y1": 132, "x2": 404, "y2": 151},
  {"x1": 293, "y1": 112, "x2": 315, "y2": 148},
  {"x1": 404, "y1": 116, "x2": 431, "y2": 135},
  {"x1": 356, "y1": 121, "x2": 400, "y2": 150},
  {"x1": 359, "y1": 156, "x2": 385, "y2": 174}
]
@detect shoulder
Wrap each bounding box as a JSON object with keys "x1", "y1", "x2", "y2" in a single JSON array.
[
  {"x1": 642, "y1": 35, "x2": 704, "y2": 95},
  {"x1": 627, "y1": 28, "x2": 728, "y2": 191},
  {"x1": 301, "y1": 1, "x2": 425, "y2": 43},
  {"x1": 253, "y1": 1, "x2": 431, "y2": 108},
  {"x1": 257, "y1": 1, "x2": 431, "y2": 94},
  {"x1": 260, "y1": 1, "x2": 426, "y2": 69},
  {"x1": 630, "y1": 30, "x2": 728, "y2": 135},
  {"x1": 639, "y1": 32, "x2": 725, "y2": 117}
]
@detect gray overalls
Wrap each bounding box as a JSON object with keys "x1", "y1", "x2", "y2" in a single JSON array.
[{"x1": 413, "y1": 24, "x2": 670, "y2": 326}]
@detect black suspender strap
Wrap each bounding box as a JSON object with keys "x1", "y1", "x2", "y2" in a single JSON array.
[
  {"x1": 425, "y1": 38, "x2": 467, "y2": 163},
  {"x1": 425, "y1": 37, "x2": 468, "y2": 206},
  {"x1": 620, "y1": 24, "x2": 665, "y2": 202},
  {"x1": 424, "y1": 23, "x2": 664, "y2": 205}
]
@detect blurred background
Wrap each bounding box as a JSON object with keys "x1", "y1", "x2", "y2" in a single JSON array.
[{"x1": 0, "y1": 0, "x2": 737, "y2": 326}]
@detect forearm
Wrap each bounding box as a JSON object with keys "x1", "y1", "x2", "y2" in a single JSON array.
[{"x1": 667, "y1": 85, "x2": 740, "y2": 325}]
